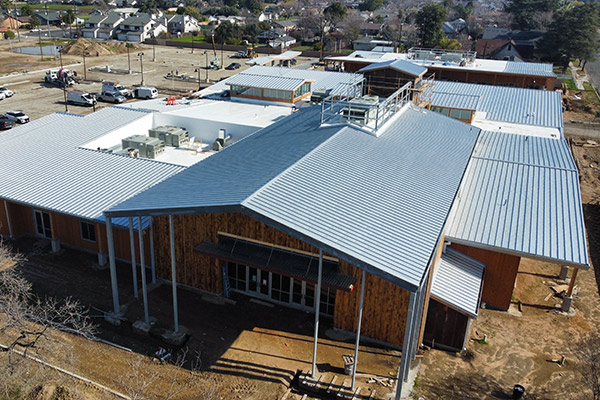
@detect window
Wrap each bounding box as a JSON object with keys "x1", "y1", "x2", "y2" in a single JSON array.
[
  {"x1": 227, "y1": 263, "x2": 247, "y2": 291},
  {"x1": 320, "y1": 287, "x2": 336, "y2": 316},
  {"x1": 34, "y1": 210, "x2": 52, "y2": 239},
  {"x1": 293, "y1": 82, "x2": 311, "y2": 99},
  {"x1": 263, "y1": 88, "x2": 292, "y2": 101},
  {"x1": 449, "y1": 108, "x2": 472, "y2": 121},
  {"x1": 80, "y1": 221, "x2": 96, "y2": 242},
  {"x1": 230, "y1": 85, "x2": 262, "y2": 97},
  {"x1": 430, "y1": 106, "x2": 449, "y2": 116}
]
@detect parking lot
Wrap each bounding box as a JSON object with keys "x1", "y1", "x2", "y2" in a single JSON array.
[{"x1": 0, "y1": 38, "x2": 317, "y2": 122}]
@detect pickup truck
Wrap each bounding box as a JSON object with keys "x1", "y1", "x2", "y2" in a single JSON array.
[{"x1": 97, "y1": 91, "x2": 126, "y2": 104}]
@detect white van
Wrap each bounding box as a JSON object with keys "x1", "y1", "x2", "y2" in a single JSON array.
[
  {"x1": 133, "y1": 87, "x2": 158, "y2": 99},
  {"x1": 67, "y1": 91, "x2": 96, "y2": 106},
  {"x1": 102, "y1": 81, "x2": 130, "y2": 97}
]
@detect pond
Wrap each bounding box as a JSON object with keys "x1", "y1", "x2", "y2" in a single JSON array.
[{"x1": 14, "y1": 45, "x2": 63, "y2": 56}]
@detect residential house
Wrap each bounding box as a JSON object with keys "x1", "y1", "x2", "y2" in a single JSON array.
[
  {"x1": 97, "y1": 12, "x2": 125, "y2": 39},
  {"x1": 359, "y1": 22, "x2": 382, "y2": 36},
  {"x1": 81, "y1": 12, "x2": 107, "y2": 38},
  {"x1": 35, "y1": 10, "x2": 63, "y2": 26},
  {"x1": 481, "y1": 26, "x2": 545, "y2": 60},
  {"x1": 353, "y1": 37, "x2": 392, "y2": 51},
  {"x1": 167, "y1": 14, "x2": 200, "y2": 34},
  {"x1": 273, "y1": 19, "x2": 296, "y2": 32},
  {"x1": 475, "y1": 39, "x2": 524, "y2": 61},
  {"x1": 1, "y1": 16, "x2": 27, "y2": 30},
  {"x1": 117, "y1": 13, "x2": 166, "y2": 42},
  {"x1": 442, "y1": 18, "x2": 466, "y2": 39}
]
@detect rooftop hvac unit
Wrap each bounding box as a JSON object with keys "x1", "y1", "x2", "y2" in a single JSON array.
[
  {"x1": 213, "y1": 128, "x2": 231, "y2": 151},
  {"x1": 149, "y1": 125, "x2": 189, "y2": 148},
  {"x1": 122, "y1": 135, "x2": 165, "y2": 159},
  {"x1": 342, "y1": 95, "x2": 379, "y2": 125},
  {"x1": 440, "y1": 53, "x2": 463, "y2": 63},
  {"x1": 310, "y1": 89, "x2": 332, "y2": 104},
  {"x1": 415, "y1": 50, "x2": 435, "y2": 60}
]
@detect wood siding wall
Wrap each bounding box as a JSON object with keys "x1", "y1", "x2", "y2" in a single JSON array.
[
  {"x1": 450, "y1": 243, "x2": 520, "y2": 310},
  {"x1": 2, "y1": 201, "x2": 148, "y2": 263},
  {"x1": 0, "y1": 201, "x2": 9, "y2": 236},
  {"x1": 423, "y1": 299, "x2": 469, "y2": 351},
  {"x1": 153, "y1": 212, "x2": 411, "y2": 347}
]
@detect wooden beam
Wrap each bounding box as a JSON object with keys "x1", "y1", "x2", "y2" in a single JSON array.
[{"x1": 566, "y1": 268, "x2": 579, "y2": 297}]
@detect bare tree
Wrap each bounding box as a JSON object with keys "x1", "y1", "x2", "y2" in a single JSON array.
[
  {"x1": 0, "y1": 239, "x2": 96, "y2": 370},
  {"x1": 573, "y1": 331, "x2": 600, "y2": 400}
]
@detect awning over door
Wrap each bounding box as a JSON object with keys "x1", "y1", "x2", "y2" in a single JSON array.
[
  {"x1": 431, "y1": 248, "x2": 485, "y2": 318},
  {"x1": 195, "y1": 236, "x2": 356, "y2": 291}
]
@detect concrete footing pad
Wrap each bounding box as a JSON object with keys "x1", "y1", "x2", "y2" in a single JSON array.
[{"x1": 161, "y1": 326, "x2": 188, "y2": 346}]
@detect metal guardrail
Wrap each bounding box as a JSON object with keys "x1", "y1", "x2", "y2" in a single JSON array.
[{"x1": 320, "y1": 82, "x2": 412, "y2": 134}]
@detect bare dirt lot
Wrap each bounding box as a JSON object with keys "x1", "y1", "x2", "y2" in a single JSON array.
[{"x1": 0, "y1": 38, "x2": 317, "y2": 121}]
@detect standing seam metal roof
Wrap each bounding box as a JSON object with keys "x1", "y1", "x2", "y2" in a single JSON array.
[
  {"x1": 226, "y1": 74, "x2": 306, "y2": 91},
  {"x1": 446, "y1": 131, "x2": 588, "y2": 266},
  {"x1": 358, "y1": 59, "x2": 428, "y2": 77},
  {"x1": 108, "y1": 105, "x2": 480, "y2": 291},
  {"x1": 0, "y1": 107, "x2": 184, "y2": 228},
  {"x1": 432, "y1": 81, "x2": 563, "y2": 128},
  {"x1": 431, "y1": 92, "x2": 480, "y2": 110},
  {"x1": 431, "y1": 248, "x2": 485, "y2": 318}
]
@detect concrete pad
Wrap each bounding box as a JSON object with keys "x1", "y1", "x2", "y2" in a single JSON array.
[
  {"x1": 161, "y1": 326, "x2": 188, "y2": 346},
  {"x1": 104, "y1": 312, "x2": 124, "y2": 326},
  {"x1": 132, "y1": 320, "x2": 152, "y2": 335}
]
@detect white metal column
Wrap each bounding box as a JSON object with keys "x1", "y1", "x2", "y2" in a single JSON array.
[
  {"x1": 169, "y1": 215, "x2": 179, "y2": 333},
  {"x1": 128, "y1": 217, "x2": 138, "y2": 299},
  {"x1": 311, "y1": 250, "x2": 323, "y2": 378},
  {"x1": 149, "y1": 216, "x2": 156, "y2": 284},
  {"x1": 395, "y1": 290, "x2": 416, "y2": 400},
  {"x1": 106, "y1": 217, "x2": 120, "y2": 314},
  {"x1": 3, "y1": 200, "x2": 12, "y2": 238},
  {"x1": 138, "y1": 217, "x2": 149, "y2": 324},
  {"x1": 351, "y1": 269, "x2": 366, "y2": 390}
]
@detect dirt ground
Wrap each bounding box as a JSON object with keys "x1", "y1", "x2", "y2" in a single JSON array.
[
  {"x1": 4, "y1": 238, "x2": 401, "y2": 400},
  {"x1": 0, "y1": 38, "x2": 317, "y2": 121}
]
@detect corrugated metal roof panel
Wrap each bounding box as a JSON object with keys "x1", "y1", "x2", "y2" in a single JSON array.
[
  {"x1": 432, "y1": 81, "x2": 563, "y2": 128},
  {"x1": 359, "y1": 59, "x2": 427, "y2": 77},
  {"x1": 243, "y1": 106, "x2": 480, "y2": 290},
  {"x1": 431, "y1": 248, "x2": 485, "y2": 318},
  {"x1": 503, "y1": 61, "x2": 555, "y2": 77},
  {"x1": 446, "y1": 131, "x2": 588, "y2": 266},
  {"x1": 0, "y1": 107, "x2": 184, "y2": 222},
  {"x1": 226, "y1": 74, "x2": 306, "y2": 91},
  {"x1": 431, "y1": 92, "x2": 480, "y2": 110}
]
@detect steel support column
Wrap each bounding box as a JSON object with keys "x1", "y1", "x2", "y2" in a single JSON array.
[
  {"x1": 138, "y1": 217, "x2": 149, "y2": 324},
  {"x1": 149, "y1": 216, "x2": 156, "y2": 284},
  {"x1": 3, "y1": 200, "x2": 12, "y2": 238},
  {"x1": 311, "y1": 250, "x2": 323, "y2": 378},
  {"x1": 106, "y1": 217, "x2": 120, "y2": 314},
  {"x1": 128, "y1": 217, "x2": 138, "y2": 299},
  {"x1": 169, "y1": 215, "x2": 179, "y2": 333},
  {"x1": 395, "y1": 291, "x2": 416, "y2": 400},
  {"x1": 351, "y1": 269, "x2": 366, "y2": 390}
]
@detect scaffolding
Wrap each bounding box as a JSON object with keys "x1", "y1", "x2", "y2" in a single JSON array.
[{"x1": 411, "y1": 73, "x2": 435, "y2": 108}]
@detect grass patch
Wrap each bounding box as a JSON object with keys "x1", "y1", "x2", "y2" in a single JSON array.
[
  {"x1": 553, "y1": 66, "x2": 571, "y2": 76},
  {"x1": 170, "y1": 35, "x2": 207, "y2": 42},
  {"x1": 564, "y1": 78, "x2": 578, "y2": 91},
  {"x1": 30, "y1": 3, "x2": 94, "y2": 11},
  {"x1": 291, "y1": 45, "x2": 315, "y2": 51}
]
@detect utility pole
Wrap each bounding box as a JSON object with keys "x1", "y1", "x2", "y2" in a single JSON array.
[
  {"x1": 127, "y1": 43, "x2": 131, "y2": 73},
  {"x1": 12, "y1": 1, "x2": 20, "y2": 42},
  {"x1": 138, "y1": 52, "x2": 144, "y2": 85},
  {"x1": 44, "y1": 4, "x2": 51, "y2": 39},
  {"x1": 152, "y1": 33, "x2": 156, "y2": 61},
  {"x1": 63, "y1": 86, "x2": 68, "y2": 112},
  {"x1": 204, "y1": 51, "x2": 208, "y2": 82},
  {"x1": 82, "y1": 51, "x2": 88, "y2": 80}
]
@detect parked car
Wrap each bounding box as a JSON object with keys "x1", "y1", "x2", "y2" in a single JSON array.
[
  {"x1": 0, "y1": 115, "x2": 14, "y2": 130},
  {"x1": 225, "y1": 62, "x2": 241, "y2": 70},
  {"x1": 67, "y1": 90, "x2": 96, "y2": 106},
  {"x1": 0, "y1": 87, "x2": 14, "y2": 97},
  {"x1": 5, "y1": 110, "x2": 29, "y2": 124},
  {"x1": 133, "y1": 86, "x2": 158, "y2": 99},
  {"x1": 101, "y1": 82, "x2": 130, "y2": 97},
  {"x1": 97, "y1": 91, "x2": 126, "y2": 104}
]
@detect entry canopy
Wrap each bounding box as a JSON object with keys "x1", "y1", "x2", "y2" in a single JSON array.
[
  {"x1": 431, "y1": 248, "x2": 485, "y2": 318},
  {"x1": 195, "y1": 235, "x2": 356, "y2": 291}
]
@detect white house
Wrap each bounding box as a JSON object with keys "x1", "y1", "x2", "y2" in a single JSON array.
[
  {"x1": 167, "y1": 14, "x2": 200, "y2": 34},
  {"x1": 117, "y1": 13, "x2": 167, "y2": 42},
  {"x1": 97, "y1": 12, "x2": 125, "y2": 40},
  {"x1": 81, "y1": 12, "x2": 107, "y2": 38}
]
